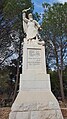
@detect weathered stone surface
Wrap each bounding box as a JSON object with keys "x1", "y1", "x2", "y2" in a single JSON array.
[
  {"x1": 9, "y1": 110, "x2": 63, "y2": 119},
  {"x1": 9, "y1": 40, "x2": 64, "y2": 119},
  {"x1": 9, "y1": 112, "x2": 17, "y2": 119},
  {"x1": 18, "y1": 103, "x2": 37, "y2": 111},
  {"x1": 16, "y1": 112, "x2": 30, "y2": 119},
  {"x1": 56, "y1": 110, "x2": 63, "y2": 119},
  {"x1": 9, "y1": 112, "x2": 30, "y2": 119},
  {"x1": 22, "y1": 44, "x2": 46, "y2": 75},
  {"x1": 37, "y1": 102, "x2": 59, "y2": 110},
  {"x1": 31, "y1": 110, "x2": 63, "y2": 119},
  {"x1": 11, "y1": 91, "x2": 60, "y2": 111},
  {"x1": 11, "y1": 101, "x2": 60, "y2": 112}
]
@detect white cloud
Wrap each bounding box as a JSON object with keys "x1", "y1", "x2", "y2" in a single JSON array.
[{"x1": 57, "y1": 0, "x2": 67, "y2": 3}]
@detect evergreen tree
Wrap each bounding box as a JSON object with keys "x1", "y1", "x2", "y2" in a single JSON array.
[
  {"x1": 1, "y1": 0, "x2": 33, "y2": 103},
  {"x1": 42, "y1": 2, "x2": 67, "y2": 101}
]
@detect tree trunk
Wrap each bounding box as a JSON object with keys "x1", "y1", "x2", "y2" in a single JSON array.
[
  {"x1": 12, "y1": 60, "x2": 19, "y2": 104},
  {"x1": 59, "y1": 37, "x2": 65, "y2": 102},
  {"x1": 58, "y1": 69, "x2": 65, "y2": 102},
  {"x1": 53, "y1": 39, "x2": 65, "y2": 102}
]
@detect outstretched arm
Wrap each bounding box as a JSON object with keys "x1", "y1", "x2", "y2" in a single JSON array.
[
  {"x1": 23, "y1": 12, "x2": 28, "y2": 23},
  {"x1": 22, "y1": 8, "x2": 30, "y2": 13},
  {"x1": 22, "y1": 8, "x2": 30, "y2": 23}
]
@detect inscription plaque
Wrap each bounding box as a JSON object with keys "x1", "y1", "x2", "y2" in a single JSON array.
[{"x1": 27, "y1": 48, "x2": 41, "y2": 69}]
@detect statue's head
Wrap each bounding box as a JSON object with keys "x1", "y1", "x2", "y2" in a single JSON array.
[{"x1": 28, "y1": 13, "x2": 33, "y2": 21}]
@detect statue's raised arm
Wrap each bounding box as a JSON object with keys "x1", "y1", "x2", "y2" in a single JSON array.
[
  {"x1": 23, "y1": 12, "x2": 28, "y2": 33},
  {"x1": 22, "y1": 8, "x2": 30, "y2": 33}
]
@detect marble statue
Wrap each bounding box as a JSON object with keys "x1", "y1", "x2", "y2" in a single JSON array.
[
  {"x1": 23, "y1": 12, "x2": 41, "y2": 40},
  {"x1": 22, "y1": 8, "x2": 44, "y2": 45}
]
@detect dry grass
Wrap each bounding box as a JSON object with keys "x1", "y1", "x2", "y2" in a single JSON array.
[{"x1": 0, "y1": 107, "x2": 10, "y2": 119}]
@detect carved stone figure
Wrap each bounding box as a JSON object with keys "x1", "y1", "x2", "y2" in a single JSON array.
[
  {"x1": 23, "y1": 12, "x2": 41, "y2": 41},
  {"x1": 22, "y1": 8, "x2": 44, "y2": 45}
]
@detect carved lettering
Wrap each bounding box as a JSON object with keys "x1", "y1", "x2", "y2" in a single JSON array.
[{"x1": 27, "y1": 48, "x2": 41, "y2": 69}]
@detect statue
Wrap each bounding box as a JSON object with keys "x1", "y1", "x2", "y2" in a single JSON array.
[{"x1": 22, "y1": 8, "x2": 44, "y2": 45}]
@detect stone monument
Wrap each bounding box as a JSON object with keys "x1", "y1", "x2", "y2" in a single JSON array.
[{"x1": 9, "y1": 9, "x2": 64, "y2": 119}]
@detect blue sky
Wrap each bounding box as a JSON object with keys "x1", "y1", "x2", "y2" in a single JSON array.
[{"x1": 32, "y1": 0, "x2": 67, "y2": 13}]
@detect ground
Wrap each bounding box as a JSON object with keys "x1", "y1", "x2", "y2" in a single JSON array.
[
  {"x1": 0, "y1": 107, "x2": 67, "y2": 119},
  {"x1": 0, "y1": 107, "x2": 10, "y2": 119}
]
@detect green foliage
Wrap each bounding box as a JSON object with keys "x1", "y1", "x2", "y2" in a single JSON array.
[
  {"x1": 2, "y1": 0, "x2": 33, "y2": 31},
  {"x1": 0, "y1": 0, "x2": 33, "y2": 66},
  {"x1": 3, "y1": 0, "x2": 33, "y2": 19},
  {"x1": 42, "y1": 2, "x2": 67, "y2": 100},
  {"x1": 50, "y1": 70, "x2": 60, "y2": 98},
  {"x1": 0, "y1": 64, "x2": 16, "y2": 96},
  {"x1": 49, "y1": 66, "x2": 67, "y2": 98},
  {"x1": 33, "y1": 12, "x2": 41, "y2": 22},
  {"x1": 42, "y1": 2, "x2": 67, "y2": 69},
  {"x1": 0, "y1": 68, "x2": 9, "y2": 93},
  {"x1": 42, "y1": 3, "x2": 67, "y2": 36},
  {"x1": 63, "y1": 66, "x2": 67, "y2": 97}
]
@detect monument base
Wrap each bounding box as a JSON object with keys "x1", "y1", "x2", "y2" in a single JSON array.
[
  {"x1": 9, "y1": 43, "x2": 63, "y2": 119},
  {"x1": 9, "y1": 90, "x2": 63, "y2": 119}
]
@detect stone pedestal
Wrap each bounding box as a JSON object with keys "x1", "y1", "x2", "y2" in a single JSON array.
[{"x1": 9, "y1": 42, "x2": 64, "y2": 119}]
